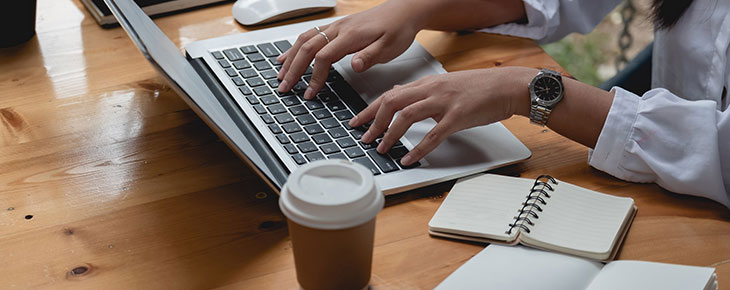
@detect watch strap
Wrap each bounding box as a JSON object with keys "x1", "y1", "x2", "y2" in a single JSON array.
[{"x1": 529, "y1": 104, "x2": 551, "y2": 126}]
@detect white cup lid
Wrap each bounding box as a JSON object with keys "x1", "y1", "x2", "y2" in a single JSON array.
[{"x1": 279, "y1": 160, "x2": 383, "y2": 230}]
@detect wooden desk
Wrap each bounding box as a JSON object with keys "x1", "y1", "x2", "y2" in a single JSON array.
[{"x1": 1, "y1": 0, "x2": 728, "y2": 289}]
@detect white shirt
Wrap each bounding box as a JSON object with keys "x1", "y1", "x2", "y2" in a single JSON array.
[{"x1": 481, "y1": 0, "x2": 730, "y2": 208}]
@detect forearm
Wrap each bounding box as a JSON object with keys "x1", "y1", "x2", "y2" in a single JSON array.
[
  {"x1": 395, "y1": 0, "x2": 527, "y2": 31},
  {"x1": 508, "y1": 67, "x2": 614, "y2": 148}
]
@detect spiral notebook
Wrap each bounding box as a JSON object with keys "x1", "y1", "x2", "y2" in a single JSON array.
[{"x1": 428, "y1": 174, "x2": 637, "y2": 261}]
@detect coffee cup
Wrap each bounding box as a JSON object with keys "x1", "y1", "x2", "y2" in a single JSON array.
[
  {"x1": 279, "y1": 160, "x2": 384, "y2": 290},
  {"x1": 0, "y1": 0, "x2": 37, "y2": 47}
]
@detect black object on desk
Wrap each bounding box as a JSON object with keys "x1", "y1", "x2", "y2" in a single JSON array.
[
  {"x1": 0, "y1": 0, "x2": 37, "y2": 48},
  {"x1": 82, "y1": 0, "x2": 232, "y2": 27}
]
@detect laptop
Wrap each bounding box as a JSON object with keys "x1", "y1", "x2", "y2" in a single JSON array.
[{"x1": 105, "y1": 0, "x2": 532, "y2": 195}]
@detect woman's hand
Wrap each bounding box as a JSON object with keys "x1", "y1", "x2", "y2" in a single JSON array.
[
  {"x1": 349, "y1": 67, "x2": 536, "y2": 166},
  {"x1": 276, "y1": 0, "x2": 430, "y2": 100}
]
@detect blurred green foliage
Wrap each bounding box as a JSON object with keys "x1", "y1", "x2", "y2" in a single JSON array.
[{"x1": 541, "y1": 32, "x2": 610, "y2": 86}]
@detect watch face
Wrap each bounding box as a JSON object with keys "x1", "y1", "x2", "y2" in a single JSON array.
[{"x1": 534, "y1": 76, "x2": 562, "y2": 102}]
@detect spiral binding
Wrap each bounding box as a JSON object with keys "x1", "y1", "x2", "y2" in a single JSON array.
[{"x1": 506, "y1": 175, "x2": 558, "y2": 235}]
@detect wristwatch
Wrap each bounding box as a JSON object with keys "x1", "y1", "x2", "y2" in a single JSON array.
[{"x1": 528, "y1": 69, "x2": 564, "y2": 126}]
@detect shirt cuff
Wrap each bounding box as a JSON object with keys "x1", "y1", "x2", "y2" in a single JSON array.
[
  {"x1": 588, "y1": 87, "x2": 641, "y2": 179},
  {"x1": 478, "y1": 0, "x2": 557, "y2": 42}
]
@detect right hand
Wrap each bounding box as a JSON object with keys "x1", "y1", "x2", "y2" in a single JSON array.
[{"x1": 276, "y1": 0, "x2": 427, "y2": 99}]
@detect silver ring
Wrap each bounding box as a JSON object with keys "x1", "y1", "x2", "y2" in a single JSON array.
[
  {"x1": 318, "y1": 31, "x2": 330, "y2": 43},
  {"x1": 314, "y1": 26, "x2": 322, "y2": 33}
]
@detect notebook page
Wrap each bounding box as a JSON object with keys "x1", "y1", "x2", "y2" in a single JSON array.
[
  {"x1": 520, "y1": 180, "x2": 634, "y2": 259},
  {"x1": 436, "y1": 245, "x2": 603, "y2": 290},
  {"x1": 428, "y1": 174, "x2": 533, "y2": 242},
  {"x1": 586, "y1": 260, "x2": 716, "y2": 290}
]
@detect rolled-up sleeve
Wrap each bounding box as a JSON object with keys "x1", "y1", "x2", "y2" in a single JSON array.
[
  {"x1": 589, "y1": 87, "x2": 730, "y2": 208},
  {"x1": 480, "y1": 0, "x2": 623, "y2": 43}
]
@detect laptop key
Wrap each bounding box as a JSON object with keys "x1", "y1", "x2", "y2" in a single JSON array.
[
  {"x1": 231, "y1": 77, "x2": 245, "y2": 86},
  {"x1": 260, "y1": 114, "x2": 274, "y2": 124},
  {"x1": 257, "y1": 43, "x2": 280, "y2": 57},
  {"x1": 241, "y1": 45, "x2": 258, "y2": 54},
  {"x1": 267, "y1": 79, "x2": 280, "y2": 88},
  {"x1": 273, "y1": 40, "x2": 293, "y2": 53},
  {"x1": 239, "y1": 86, "x2": 253, "y2": 95},
  {"x1": 254, "y1": 86, "x2": 272, "y2": 96},
  {"x1": 274, "y1": 113, "x2": 294, "y2": 124},
  {"x1": 260, "y1": 95, "x2": 279, "y2": 105},
  {"x1": 260, "y1": 70, "x2": 277, "y2": 79},
  {"x1": 341, "y1": 121, "x2": 352, "y2": 130},
  {"x1": 282, "y1": 96, "x2": 301, "y2": 106},
  {"x1": 388, "y1": 146, "x2": 409, "y2": 159},
  {"x1": 232, "y1": 60, "x2": 251, "y2": 70},
  {"x1": 292, "y1": 154, "x2": 307, "y2": 165},
  {"x1": 398, "y1": 159, "x2": 421, "y2": 169},
  {"x1": 240, "y1": 68, "x2": 257, "y2": 78},
  {"x1": 318, "y1": 91, "x2": 336, "y2": 102},
  {"x1": 305, "y1": 100, "x2": 324, "y2": 110},
  {"x1": 328, "y1": 127, "x2": 348, "y2": 139},
  {"x1": 253, "y1": 61, "x2": 272, "y2": 71},
  {"x1": 296, "y1": 114, "x2": 316, "y2": 125},
  {"x1": 246, "y1": 95, "x2": 259, "y2": 105},
  {"x1": 276, "y1": 134, "x2": 290, "y2": 144},
  {"x1": 350, "y1": 129, "x2": 364, "y2": 140},
  {"x1": 326, "y1": 101, "x2": 346, "y2": 111},
  {"x1": 313, "y1": 109, "x2": 332, "y2": 120},
  {"x1": 283, "y1": 144, "x2": 298, "y2": 154},
  {"x1": 344, "y1": 147, "x2": 365, "y2": 158},
  {"x1": 352, "y1": 157, "x2": 380, "y2": 175},
  {"x1": 225, "y1": 68, "x2": 238, "y2": 77},
  {"x1": 268, "y1": 57, "x2": 281, "y2": 66},
  {"x1": 336, "y1": 137, "x2": 357, "y2": 148},
  {"x1": 305, "y1": 152, "x2": 326, "y2": 162},
  {"x1": 247, "y1": 52, "x2": 265, "y2": 62},
  {"x1": 334, "y1": 110, "x2": 354, "y2": 121},
  {"x1": 246, "y1": 77, "x2": 265, "y2": 87},
  {"x1": 320, "y1": 118, "x2": 339, "y2": 129},
  {"x1": 211, "y1": 51, "x2": 224, "y2": 59},
  {"x1": 360, "y1": 141, "x2": 377, "y2": 150},
  {"x1": 367, "y1": 149, "x2": 399, "y2": 173},
  {"x1": 218, "y1": 59, "x2": 231, "y2": 68},
  {"x1": 275, "y1": 90, "x2": 293, "y2": 97},
  {"x1": 320, "y1": 143, "x2": 340, "y2": 154},
  {"x1": 268, "y1": 124, "x2": 282, "y2": 134},
  {"x1": 267, "y1": 104, "x2": 286, "y2": 114},
  {"x1": 223, "y1": 48, "x2": 244, "y2": 61},
  {"x1": 290, "y1": 132, "x2": 309, "y2": 143},
  {"x1": 297, "y1": 141, "x2": 318, "y2": 153},
  {"x1": 282, "y1": 122, "x2": 302, "y2": 134},
  {"x1": 292, "y1": 81, "x2": 307, "y2": 93},
  {"x1": 304, "y1": 124, "x2": 325, "y2": 135},
  {"x1": 289, "y1": 105, "x2": 308, "y2": 116},
  {"x1": 328, "y1": 152, "x2": 348, "y2": 160},
  {"x1": 312, "y1": 133, "x2": 332, "y2": 145},
  {"x1": 253, "y1": 104, "x2": 267, "y2": 114}
]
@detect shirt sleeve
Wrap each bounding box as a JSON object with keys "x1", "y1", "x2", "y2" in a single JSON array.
[
  {"x1": 479, "y1": 0, "x2": 623, "y2": 43},
  {"x1": 589, "y1": 87, "x2": 730, "y2": 208}
]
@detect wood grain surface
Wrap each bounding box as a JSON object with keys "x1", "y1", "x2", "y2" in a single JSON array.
[{"x1": 1, "y1": 0, "x2": 728, "y2": 289}]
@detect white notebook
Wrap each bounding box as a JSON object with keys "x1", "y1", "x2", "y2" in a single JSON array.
[
  {"x1": 428, "y1": 174, "x2": 637, "y2": 260},
  {"x1": 436, "y1": 245, "x2": 718, "y2": 290}
]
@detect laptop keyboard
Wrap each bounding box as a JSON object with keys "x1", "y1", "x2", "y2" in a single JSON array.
[{"x1": 210, "y1": 40, "x2": 420, "y2": 175}]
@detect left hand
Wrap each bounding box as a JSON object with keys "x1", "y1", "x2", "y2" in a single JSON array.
[{"x1": 348, "y1": 66, "x2": 534, "y2": 165}]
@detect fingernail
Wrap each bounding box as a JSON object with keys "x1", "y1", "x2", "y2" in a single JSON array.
[
  {"x1": 349, "y1": 116, "x2": 359, "y2": 126},
  {"x1": 400, "y1": 155, "x2": 413, "y2": 165},
  {"x1": 279, "y1": 80, "x2": 289, "y2": 92},
  {"x1": 352, "y1": 57, "x2": 364, "y2": 71},
  {"x1": 361, "y1": 131, "x2": 371, "y2": 142},
  {"x1": 304, "y1": 87, "x2": 314, "y2": 99}
]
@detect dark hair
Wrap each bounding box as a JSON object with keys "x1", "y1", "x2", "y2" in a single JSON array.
[{"x1": 651, "y1": 0, "x2": 695, "y2": 29}]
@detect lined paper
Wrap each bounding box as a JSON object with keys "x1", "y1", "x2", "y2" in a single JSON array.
[{"x1": 428, "y1": 174, "x2": 534, "y2": 241}]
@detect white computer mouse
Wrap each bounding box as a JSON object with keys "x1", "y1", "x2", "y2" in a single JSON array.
[{"x1": 232, "y1": 0, "x2": 336, "y2": 26}]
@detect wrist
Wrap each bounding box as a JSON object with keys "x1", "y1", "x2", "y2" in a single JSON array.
[{"x1": 502, "y1": 67, "x2": 536, "y2": 118}]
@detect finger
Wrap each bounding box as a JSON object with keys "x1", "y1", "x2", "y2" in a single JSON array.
[
  {"x1": 280, "y1": 29, "x2": 335, "y2": 93},
  {"x1": 400, "y1": 119, "x2": 456, "y2": 166},
  {"x1": 277, "y1": 25, "x2": 329, "y2": 82},
  {"x1": 362, "y1": 86, "x2": 427, "y2": 143},
  {"x1": 376, "y1": 99, "x2": 442, "y2": 154},
  {"x1": 351, "y1": 35, "x2": 395, "y2": 72},
  {"x1": 305, "y1": 31, "x2": 385, "y2": 99},
  {"x1": 349, "y1": 84, "x2": 403, "y2": 128}
]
